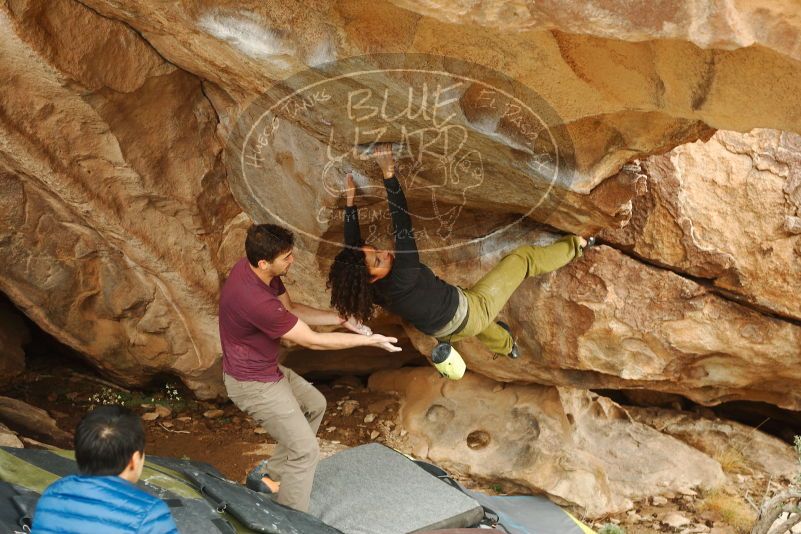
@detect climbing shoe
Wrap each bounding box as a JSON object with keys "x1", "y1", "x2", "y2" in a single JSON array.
[{"x1": 496, "y1": 321, "x2": 520, "y2": 359}]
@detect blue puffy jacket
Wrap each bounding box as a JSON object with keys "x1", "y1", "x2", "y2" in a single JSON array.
[{"x1": 32, "y1": 475, "x2": 179, "y2": 534}]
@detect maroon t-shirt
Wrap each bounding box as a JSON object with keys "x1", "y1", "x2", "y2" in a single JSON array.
[{"x1": 219, "y1": 258, "x2": 299, "y2": 382}]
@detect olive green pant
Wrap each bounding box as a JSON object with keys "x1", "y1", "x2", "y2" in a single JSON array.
[{"x1": 447, "y1": 236, "x2": 583, "y2": 355}]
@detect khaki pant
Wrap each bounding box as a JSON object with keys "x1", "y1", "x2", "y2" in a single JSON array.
[
  {"x1": 224, "y1": 366, "x2": 326, "y2": 512},
  {"x1": 447, "y1": 236, "x2": 583, "y2": 354}
]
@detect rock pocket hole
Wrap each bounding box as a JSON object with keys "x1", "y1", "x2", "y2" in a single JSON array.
[
  {"x1": 466, "y1": 430, "x2": 491, "y2": 450},
  {"x1": 425, "y1": 404, "x2": 455, "y2": 424}
]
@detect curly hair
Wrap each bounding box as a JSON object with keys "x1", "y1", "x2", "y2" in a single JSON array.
[{"x1": 327, "y1": 246, "x2": 377, "y2": 324}]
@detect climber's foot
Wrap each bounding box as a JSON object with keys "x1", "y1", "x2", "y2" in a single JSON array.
[
  {"x1": 246, "y1": 459, "x2": 280, "y2": 494},
  {"x1": 261, "y1": 476, "x2": 280, "y2": 493},
  {"x1": 496, "y1": 321, "x2": 520, "y2": 359}
]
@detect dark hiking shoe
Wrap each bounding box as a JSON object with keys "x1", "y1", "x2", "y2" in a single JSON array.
[{"x1": 496, "y1": 321, "x2": 520, "y2": 359}]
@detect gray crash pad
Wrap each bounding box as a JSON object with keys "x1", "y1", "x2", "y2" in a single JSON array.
[{"x1": 309, "y1": 444, "x2": 484, "y2": 534}]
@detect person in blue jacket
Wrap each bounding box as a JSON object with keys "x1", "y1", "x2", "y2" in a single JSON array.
[{"x1": 32, "y1": 405, "x2": 178, "y2": 534}]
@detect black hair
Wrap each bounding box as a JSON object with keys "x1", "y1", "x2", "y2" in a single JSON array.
[
  {"x1": 245, "y1": 224, "x2": 295, "y2": 266},
  {"x1": 327, "y1": 246, "x2": 377, "y2": 324},
  {"x1": 74, "y1": 406, "x2": 145, "y2": 476}
]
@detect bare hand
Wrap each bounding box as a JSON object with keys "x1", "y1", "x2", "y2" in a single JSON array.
[
  {"x1": 578, "y1": 236, "x2": 588, "y2": 248},
  {"x1": 373, "y1": 144, "x2": 395, "y2": 179},
  {"x1": 367, "y1": 334, "x2": 402, "y2": 352},
  {"x1": 342, "y1": 317, "x2": 371, "y2": 335},
  {"x1": 345, "y1": 173, "x2": 356, "y2": 206}
]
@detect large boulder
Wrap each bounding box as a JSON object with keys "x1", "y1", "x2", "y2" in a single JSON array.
[
  {"x1": 0, "y1": 423, "x2": 23, "y2": 449},
  {"x1": 0, "y1": 396, "x2": 71, "y2": 447},
  {"x1": 1, "y1": 0, "x2": 801, "y2": 407},
  {"x1": 70, "y1": 0, "x2": 801, "y2": 191},
  {"x1": 388, "y1": 0, "x2": 801, "y2": 61},
  {"x1": 0, "y1": 0, "x2": 243, "y2": 397},
  {"x1": 602, "y1": 129, "x2": 801, "y2": 321},
  {"x1": 0, "y1": 299, "x2": 28, "y2": 386},
  {"x1": 369, "y1": 367, "x2": 725, "y2": 518},
  {"x1": 626, "y1": 406, "x2": 799, "y2": 481}
]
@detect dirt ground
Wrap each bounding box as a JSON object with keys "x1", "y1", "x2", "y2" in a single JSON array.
[
  {"x1": 0, "y1": 362, "x2": 400, "y2": 482},
  {"x1": 0, "y1": 357, "x2": 782, "y2": 534}
]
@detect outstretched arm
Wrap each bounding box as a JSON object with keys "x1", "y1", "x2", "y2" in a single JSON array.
[
  {"x1": 343, "y1": 173, "x2": 361, "y2": 246},
  {"x1": 279, "y1": 287, "x2": 368, "y2": 334},
  {"x1": 374, "y1": 145, "x2": 419, "y2": 265},
  {"x1": 282, "y1": 318, "x2": 401, "y2": 352},
  {"x1": 279, "y1": 291, "x2": 340, "y2": 326},
  {"x1": 383, "y1": 176, "x2": 419, "y2": 261}
]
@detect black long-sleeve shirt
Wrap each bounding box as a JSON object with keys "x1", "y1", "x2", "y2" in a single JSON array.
[{"x1": 344, "y1": 176, "x2": 459, "y2": 334}]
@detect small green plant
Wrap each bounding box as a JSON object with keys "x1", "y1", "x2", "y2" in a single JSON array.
[
  {"x1": 87, "y1": 386, "x2": 128, "y2": 408},
  {"x1": 163, "y1": 382, "x2": 182, "y2": 402},
  {"x1": 598, "y1": 524, "x2": 625, "y2": 534},
  {"x1": 490, "y1": 483, "x2": 502, "y2": 493}
]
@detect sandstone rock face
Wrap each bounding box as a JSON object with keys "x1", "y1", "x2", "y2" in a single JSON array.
[
  {"x1": 602, "y1": 129, "x2": 801, "y2": 321},
  {"x1": 0, "y1": 396, "x2": 71, "y2": 447},
  {"x1": 389, "y1": 1, "x2": 801, "y2": 60},
  {"x1": 0, "y1": 0, "x2": 799, "y2": 517},
  {"x1": 0, "y1": 299, "x2": 29, "y2": 386},
  {"x1": 0, "y1": 423, "x2": 23, "y2": 449},
  {"x1": 1, "y1": 0, "x2": 801, "y2": 412},
  {"x1": 76, "y1": 0, "x2": 801, "y2": 192},
  {"x1": 0, "y1": 1, "x2": 243, "y2": 398},
  {"x1": 627, "y1": 406, "x2": 799, "y2": 481},
  {"x1": 369, "y1": 367, "x2": 725, "y2": 518}
]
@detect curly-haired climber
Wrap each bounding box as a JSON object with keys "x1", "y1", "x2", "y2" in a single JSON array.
[{"x1": 328, "y1": 143, "x2": 591, "y2": 361}]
